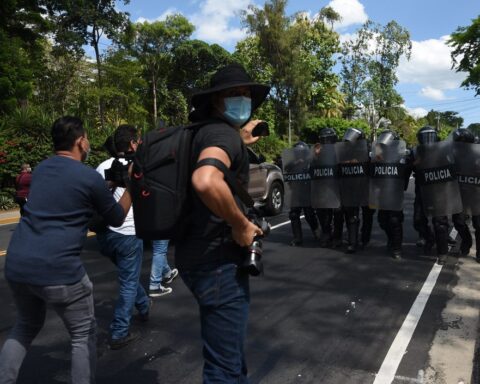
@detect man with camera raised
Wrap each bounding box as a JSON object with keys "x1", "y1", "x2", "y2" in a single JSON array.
[
  {"x1": 0, "y1": 116, "x2": 132, "y2": 384},
  {"x1": 176, "y1": 63, "x2": 270, "y2": 383},
  {"x1": 96, "y1": 124, "x2": 150, "y2": 350}
]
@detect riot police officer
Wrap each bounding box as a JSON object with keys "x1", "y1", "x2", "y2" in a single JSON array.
[
  {"x1": 413, "y1": 126, "x2": 460, "y2": 264},
  {"x1": 283, "y1": 141, "x2": 320, "y2": 246},
  {"x1": 334, "y1": 127, "x2": 369, "y2": 253},
  {"x1": 452, "y1": 128, "x2": 480, "y2": 259},
  {"x1": 312, "y1": 128, "x2": 340, "y2": 247},
  {"x1": 371, "y1": 129, "x2": 409, "y2": 259}
]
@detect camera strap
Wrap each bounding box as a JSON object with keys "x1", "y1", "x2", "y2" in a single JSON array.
[{"x1": 194, "y1": 158, "x2": 254, "y2": 208}]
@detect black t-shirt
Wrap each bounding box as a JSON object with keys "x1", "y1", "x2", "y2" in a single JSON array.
[{"x1": 175, "y1": 121, "x2": 250, "y2": 270}]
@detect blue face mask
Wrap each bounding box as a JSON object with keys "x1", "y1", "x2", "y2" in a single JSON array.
[{"x1": 223, "y1": 96, "x2": 252, "y2": 126}]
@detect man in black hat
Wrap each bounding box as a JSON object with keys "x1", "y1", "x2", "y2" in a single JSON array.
[{"x1": 175, "y1": 63, "x2": 270, "y2": 383}]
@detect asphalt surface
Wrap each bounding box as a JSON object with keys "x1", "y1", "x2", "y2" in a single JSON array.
[{"x1": 0, "y1": 182, "x2": 476, "y2": 384}]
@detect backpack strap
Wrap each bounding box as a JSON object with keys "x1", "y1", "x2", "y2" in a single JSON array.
[{"x1": 194, "y1": 158, "x2": 254, "y2": 208}]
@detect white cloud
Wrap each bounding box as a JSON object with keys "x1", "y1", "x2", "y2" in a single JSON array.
[
  {"x1": 136, "y1": 8, "x2": 179, "y2": 23},
  {"x1": 403, "y1": 105, "x2": 428, "y2": 119},
  {"x1": 191, "y1": 0, "x2": 251, "y2": 45},
  {"x1": 419, "y1": 86, "x2": 448, "y2": 101},
  {"x1": 327, "y1": 0, "x2": 368, "y2": 30},
  {"x1": 397, "y1": 35, "x2": 467, "y2": 99}
]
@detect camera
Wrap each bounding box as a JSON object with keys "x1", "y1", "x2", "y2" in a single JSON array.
[
  {"x1": 242, "y1": 214, "x2": 271, "y2": 276},
  {"x1": 103, "y1": 134, "x2": 134, "y2": 187}
]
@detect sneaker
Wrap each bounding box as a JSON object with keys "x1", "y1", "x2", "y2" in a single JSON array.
[
  {"x1": 149, "y1": 285, "x2": 172, "y2": 298},
  {"x1": 163, "y1": 268, "x2": 178, "y2": 285},
  {"x1": 109, "y1": 331, "x2": 140, "y2": 350}
]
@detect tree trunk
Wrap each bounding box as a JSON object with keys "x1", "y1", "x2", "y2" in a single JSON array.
[
  {"x1": 152, "y1": 72, "x2": 157, "y2": 127},
  {"x1": 93, "y1": 25, "x2": 105, "y2": 130}
]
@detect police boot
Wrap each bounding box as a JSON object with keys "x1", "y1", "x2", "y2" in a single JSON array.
[
  {"x1": 459, "y1": 228, "x2": 473, "y2": 256},
  {"x1": 437, "y1": 254, "x2": 448, "y2": 265},
  {"x1": 346, "y1": 222, "x2": 359, "y2": 254},
  {"x1": 290, "y1": 219, "x2": 303, "y2": 246},
  {"x1": 319, "y1": 232, "x2": 332, "y2": 248}
]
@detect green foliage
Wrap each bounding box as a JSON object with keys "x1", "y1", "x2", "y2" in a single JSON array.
[
  {"x1": 449, "y1": 16, "x2": 480, "y2": 95},
  {"x1": 302, "y1": 117, "x2": 370, "y2": 143},
  {"x1": 241, "y1": 0, "x2": 342, "y2": 135},
  {"x1": 0, "y1": 194, "x2": 16, "y2": 210}
]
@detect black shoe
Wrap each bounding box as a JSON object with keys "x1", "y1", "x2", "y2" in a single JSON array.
[
  {"x1": 423, "y1": 242, "x2": 434, "y2": 256},
  {"x1": 437, "y1": 254, "x2": 447, "y2": 265},
  {"x1": 332, "y1": 238, "x2": 342, "y2": 248},
  {"x1": 137, "y1": 300, "x2": 152, "y2": 322},
  {"x1": 416, "y1": 238, "x2": 426, "y2": 248},
  {"x1": 290, "y1": 239, "x2": 302, "y2": 247},
  {"x1": 392, "y1": 250, "x2": 402, "y2": 260},
  {"x1": 319, "y1": 233, "x2": 332, "y2": 248},
  {"x1": 346, "y1": 245, "x2": 356, "y2": 254},
  {"x1": 109, "y1": 331, "x2": 140, "y2": 350}
]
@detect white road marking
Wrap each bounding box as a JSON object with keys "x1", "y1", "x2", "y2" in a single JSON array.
[
  {"x1": 270, "y1": 215, "x2": 304, "y2": 230},
  {"x1": 373, "y1": 263, "x2": 443, "y2": 384}
]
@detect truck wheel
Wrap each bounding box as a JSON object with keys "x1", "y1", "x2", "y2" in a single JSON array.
[{"x1": 265, "y1": 181, "x2": 284, "y2": 216}]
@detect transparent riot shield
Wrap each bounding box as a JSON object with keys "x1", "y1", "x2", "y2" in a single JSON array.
[
  {"x1": 369, "y1": 140, "x2": 407, "y2": 211},
  {"x1": 282, "y1": 146, "x2": 312, "y2": 208},
  {"x1": 415, "y1": 141, "x2": 463, "y2": 217},
  {"x1": 454, "y1": 142, "x2": 480, "y2": 216},
  {"x1": 310, "y1": 143, "x2": 340, "y2": 209},
  {"x1": 335, "y1": 139, "x2": 369, "y2": 207}
]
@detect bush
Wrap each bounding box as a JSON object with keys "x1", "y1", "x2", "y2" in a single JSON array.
[
  {"x1": 303, "y1": 117, "x2": 371, "y2": 143},
  {"x1": 0, "y1": 193, "x2": 16, "y2": 210}
]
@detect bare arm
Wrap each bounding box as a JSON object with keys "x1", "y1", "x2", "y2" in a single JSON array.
[{"x1": 192, "y1": 146, "x2": 262, "y2": 247}]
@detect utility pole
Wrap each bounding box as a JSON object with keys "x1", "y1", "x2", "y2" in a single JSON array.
[
  {"x1": 436, "y1": 113, "x2": 440, "y2": 131},
  {"x1": 288, "y1": 108, "x2": 292, "y2": 146}
]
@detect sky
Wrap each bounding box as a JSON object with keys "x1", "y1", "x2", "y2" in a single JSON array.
[{"x1": 102, "y1": 0, "x2": 480, "y2": 126}]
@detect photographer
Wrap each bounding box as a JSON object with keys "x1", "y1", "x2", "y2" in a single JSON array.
[
  {"x1": 95, "y1": 124, "x2": 150, "y2": 350},
  {"x1": 0, "y1": 116, "x2": 132, "y2": 384},
  {"x1": 176, "y1": 63, "x2": 270, "y2": 383}
]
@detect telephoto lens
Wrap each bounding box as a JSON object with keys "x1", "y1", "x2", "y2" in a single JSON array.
[{"x1": 243, "y1": 217, "x2": 271, "y2": 276}]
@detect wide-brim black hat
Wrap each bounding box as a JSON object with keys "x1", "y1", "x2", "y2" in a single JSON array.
[{"x1": 191, "y1": 63, "x2": 270, "y2": 112}]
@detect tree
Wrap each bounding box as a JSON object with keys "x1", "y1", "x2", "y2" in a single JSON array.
[
  {"x1": 128, "y1": 15, "x2": 194, "y2": 126},
  {"x1": 0, "y1": 0, "x2": 51, "y2": 112},
  {"x1": 242, "y1": 0, "x2": 342, "y2": 135},
  {"x1": 341, "y1": 20, "x2": 411, "y2": 139},
  {"x1": 449, "y1": 16, "x2": 480, "y2": 96},
  {"x1": 171, "y1": 39, "x2": 231, "y2": 109},
  {"x1": 49, "y1": 0, "x2": 131, "y2": 129}
]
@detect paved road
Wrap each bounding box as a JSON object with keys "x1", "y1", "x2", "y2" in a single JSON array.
[{"x1": 0, "y1": 183, "x2": 478, "y2": 384}]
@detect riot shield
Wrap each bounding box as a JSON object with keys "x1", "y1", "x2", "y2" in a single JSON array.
[
  {"x1": 282, "y1": 146, "x2": 312, "y2": 208},
  {"x1": 415, "y1": 141, "x2": 463, "y2": 217},
  {"x1": 454, "y1": 142, "x2": 480, "y2": 216},
  {"x1": 368, "y1": 140, "x2": 407, "y2": 211},
  {"x1": 310, "y1": 143, "x2": 340, "y2": 209},
  {"x1": 335, "y1": 139, "x2": 369, "y2": 207}
]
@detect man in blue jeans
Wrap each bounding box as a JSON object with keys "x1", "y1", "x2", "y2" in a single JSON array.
[
  {"x1": 96, "y1": 124, "x2": 150, "y2": 350},
  {"x1": 175, "y1": 64, "x2": 270, "y2": 383},
  {"x1": 0, "y1": 116, "x2": 132, "y2": 384},
  {"x1": 149, "y1": 240, "x2": 178, "y2": 297}
]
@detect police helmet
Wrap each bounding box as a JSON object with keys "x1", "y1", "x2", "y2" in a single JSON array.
[
  {"x1": 318, "y1": 128, "x2": 338, "y2": 144},
  {"x1": 343, "y1": 127, "x2": 365, "y2": 143},
  {"x1": 376, "y1": 129, "x2": 399, "y2": 145},
  {"x1": 293, "y1": 141, "x2": 309, "y2": 149},
  {"x1": 452, "y1": 128, "x2": 475, "y2": 143},
  {"x1": 417, "y1": 126, "x2": 438, "y2": 145}
]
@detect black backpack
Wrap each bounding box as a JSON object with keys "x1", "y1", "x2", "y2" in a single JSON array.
[{"x1": 131, "y1": 122, "x2": 253, "y2": 240}]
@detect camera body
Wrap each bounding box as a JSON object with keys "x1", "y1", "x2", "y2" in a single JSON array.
[
  {"x1": 104, "y1": 153, "x2": 134, "y2": 187},
  {"x1": 243, "y1": 214, "x2": 271, "y2": 276}
]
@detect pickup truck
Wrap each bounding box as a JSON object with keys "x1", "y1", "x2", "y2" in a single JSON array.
[{"x1": 247, "y1": 148, "x2": 284, "y2": 216}]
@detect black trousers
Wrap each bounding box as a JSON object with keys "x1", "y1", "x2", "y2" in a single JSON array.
[
  {"x1": 315, "y1": 208, "x2": 333, "y2": 235},
  {"x1": 378, "y1": 210, "x2": 404, "y2": 252},
  {"x1": 289, "y1": 207, "x2": 319, "y2": 242}
]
